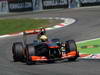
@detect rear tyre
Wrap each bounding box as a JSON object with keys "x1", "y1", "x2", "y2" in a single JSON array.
[
  {"x1": 26, "y1": 44, "x2": 36, "y2": 65},
  {"x1": 12, "y1": 42, "x2": 24, "y2": 62},
  {"x1": 65, "y1": 40, "x2": 78, "y2": 61}
]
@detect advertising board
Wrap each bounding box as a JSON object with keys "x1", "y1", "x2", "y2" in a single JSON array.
[
  {"x1": 8, "y1": 0, "x2": 33, "y2": 12},
  {"x1": 42, "y1": 0, "x2": 68, "y2": 9},
  {"x1": 80, "y1": 0, "x2": 100, "y2": 3},
  {"x1": 80, "y1": 0, "x2": 100, "y2": 6}
]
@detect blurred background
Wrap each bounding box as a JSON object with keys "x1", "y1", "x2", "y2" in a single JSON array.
[{"x1": 0, "y1": 0, "x2": 100, "y2": 13}]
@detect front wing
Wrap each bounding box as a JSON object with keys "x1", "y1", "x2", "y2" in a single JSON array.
[{"x1": 29, "y1": 51, "x2": 79, "y2": 61}]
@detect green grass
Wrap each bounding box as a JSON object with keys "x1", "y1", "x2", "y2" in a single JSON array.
[
  {"x1": 0, "y1": 19, "x2": 52, "y2": 35},
  {"x1": 77, "y1": 39, "x2": 100, "y2": 54}
]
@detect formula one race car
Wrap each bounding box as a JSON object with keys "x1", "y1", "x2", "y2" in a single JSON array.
[{"x1": 12, "y1": 28, "x2": 79, "y2": 65}]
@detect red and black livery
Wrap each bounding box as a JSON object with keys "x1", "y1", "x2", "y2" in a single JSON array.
[{"x1": 12, "y1": 28, "x2": 79, "y2": 65}]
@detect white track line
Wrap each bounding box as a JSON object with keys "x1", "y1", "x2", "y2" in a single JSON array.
[{"x1": 77, "y1": 38, "x2": 100, "y2": 44}]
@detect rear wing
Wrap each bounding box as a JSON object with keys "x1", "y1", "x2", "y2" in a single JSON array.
[
  {"x1": 23, "y1": 28, "x2": 46, "y2": 35},
  {"x1": 22, "y1": 28, "x2": 46, "y2": 46},
  {"x1": 23, "y1": 29, "x2": 40, "y2": 35}
]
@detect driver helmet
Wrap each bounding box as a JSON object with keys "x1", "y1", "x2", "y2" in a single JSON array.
[{"x1": 40, "y1": 35, "x2": 48, "y2": 42}]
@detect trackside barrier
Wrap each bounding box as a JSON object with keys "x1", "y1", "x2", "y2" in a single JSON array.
[
  {"x1": 8, "y1": 0, "x2": 33, "y2": 12},
  {"x1": 0, "y1": 0, "x2": 8, "y2": 14},
  {"x1": 32, "y1": 0, "x2": 43, "y2": 10},
  {"x1": 42, "y1": 0, "x2": 68, "y2": 9},
  {"x1": 79, "y1": 0, "x2": 100, "y2": 7},
  {"x1": 1, "y1": 0, "x2": 100, "y2": 14}
]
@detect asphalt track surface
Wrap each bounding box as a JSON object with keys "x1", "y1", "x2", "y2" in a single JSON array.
[{"x1": 0, "y1": 7, "x2": 100, "y2": 75}]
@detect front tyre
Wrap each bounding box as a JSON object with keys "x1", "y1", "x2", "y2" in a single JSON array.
[
  {"x1": 26, "y1": 44, "x2": 36, "y2": 65},
  {"x1": 65, "y1": 40, "x2": 77, "y2": 52},
  {"x1": 65, "y1": 40, "x2": 79, "y2": 61}
]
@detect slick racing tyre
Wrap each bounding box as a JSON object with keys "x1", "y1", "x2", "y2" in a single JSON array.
[
  {"x1": 65, "y1": 40, "x2": 78, "y2": 61},
  {"x1": 65, "y1": 40, "x2": 77, "y2": 52},
  {"x1": 26, "y1": 44, "x2": 36, "y2": 65},
  {"x1": 12, "y1": 42, "x2": 24, "y2": 62}
]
